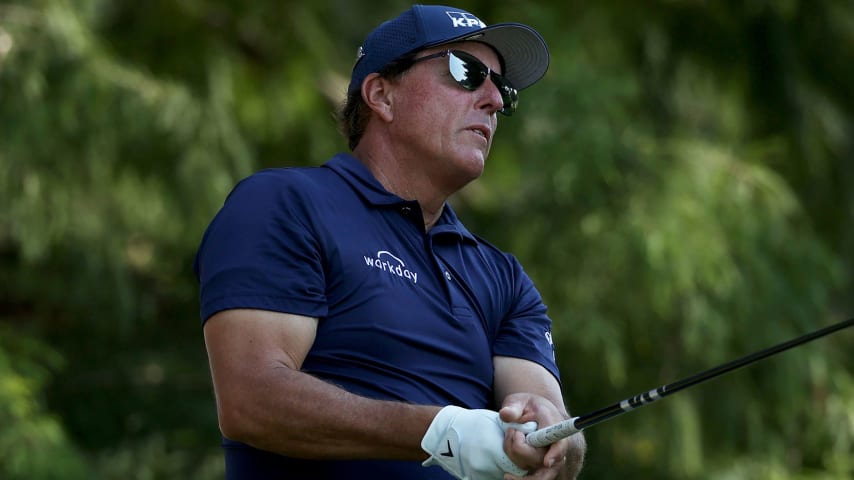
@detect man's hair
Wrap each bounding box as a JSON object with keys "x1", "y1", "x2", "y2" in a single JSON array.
[{"x1": 337, "y1": 54, "x2": 417, "y2": 151}]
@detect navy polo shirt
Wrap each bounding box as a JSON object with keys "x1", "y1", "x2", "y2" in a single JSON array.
[{"x1": 194, "y1": 153, "x2": 559, "y2": 479}]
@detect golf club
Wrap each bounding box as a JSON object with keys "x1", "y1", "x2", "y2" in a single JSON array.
[{"x1": 526, "y1": 317, "x2": 854, "y2": 447}]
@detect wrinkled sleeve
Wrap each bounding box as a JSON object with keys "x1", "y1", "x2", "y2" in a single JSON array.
[
  {"x1": 492, "y1": 256, "x2": 560, "y2": 383},
  {"x1": 194, "y1": 170, "x2": 327, "y2": 323}
]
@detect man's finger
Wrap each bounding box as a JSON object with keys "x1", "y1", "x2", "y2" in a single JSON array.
[{"x1": 499, "y1": 402, "x2": 524, "y2": 422}]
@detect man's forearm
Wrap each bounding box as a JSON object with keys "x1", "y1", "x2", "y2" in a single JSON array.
[{"x1": 214, "y1": 362, "x2": 440, "y2": 460}]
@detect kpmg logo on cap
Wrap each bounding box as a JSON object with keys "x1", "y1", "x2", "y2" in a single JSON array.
[{"x1": 446, "y1": 11, "x2": 487, "y2": 29}]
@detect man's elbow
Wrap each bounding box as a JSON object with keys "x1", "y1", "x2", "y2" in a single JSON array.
[{"x1": 215, "y1": 390, "x2": 265, "y2": 445}]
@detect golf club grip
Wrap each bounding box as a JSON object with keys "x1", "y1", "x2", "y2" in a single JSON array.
[{"x1": 525, "y1": 417, "x2": 582, "y2": 447}]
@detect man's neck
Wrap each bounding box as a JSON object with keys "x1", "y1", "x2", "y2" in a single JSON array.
[{"x1": 353, "y1": 145, "x2": 447, "y2": 231}]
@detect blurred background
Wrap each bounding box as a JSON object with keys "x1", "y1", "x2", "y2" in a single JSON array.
[{"x1": 1, "y1": 0, "x2": 852, "y2": 478}]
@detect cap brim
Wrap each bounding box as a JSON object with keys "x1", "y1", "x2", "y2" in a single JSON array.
[{"x1": 426, "y1": 22, "x2": 550, "y2": 90}]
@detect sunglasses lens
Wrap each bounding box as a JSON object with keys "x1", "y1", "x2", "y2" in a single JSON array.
[
  {"x1": 492, "y1": 74, "x2": 518, "y2": 116},
  {"x1": 448, "y1": 52, "x2": 487, "y2": 91},
  {"x1": 449, "y1": 51, "x2": 517, "y2": 116}
]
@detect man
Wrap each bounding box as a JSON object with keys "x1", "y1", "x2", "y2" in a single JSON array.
[{"x1": 195, "y1": 4, "x2": 586, "y2": 479}]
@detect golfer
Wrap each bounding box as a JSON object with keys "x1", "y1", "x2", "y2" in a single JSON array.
[{"x1": 195, "y1": 4, "x2": 586, "y2": 479}]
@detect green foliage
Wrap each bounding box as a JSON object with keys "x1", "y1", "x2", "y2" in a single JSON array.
[
  {"x1": 0, "y1": 328, "x2": 89, "y2": 479},
  {"x1": 0, "y1": 0, "x2": 851, "y2": 478},
  {"x1": 91, "y1": 435, "x2": 224, "y2": 480}
]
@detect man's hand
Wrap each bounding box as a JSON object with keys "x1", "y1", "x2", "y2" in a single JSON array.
[
  {"x1": 421, "y1": 405, "x2": 531, "y2": 479},
  {"x1": 499, "y1": 393, "x2": 586, "y2": 480}
]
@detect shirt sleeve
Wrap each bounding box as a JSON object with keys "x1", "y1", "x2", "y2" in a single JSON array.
[
  {"x1": 492, "y1": 256, "x2": 561, "y2": 383},
  {"x1": 194, "y1": 170, "x2": 328, "y2": 323}
]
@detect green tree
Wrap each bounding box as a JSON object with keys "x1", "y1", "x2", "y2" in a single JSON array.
[{"x1": 0, "y1": 328, "x2": 88, "y2": 479}]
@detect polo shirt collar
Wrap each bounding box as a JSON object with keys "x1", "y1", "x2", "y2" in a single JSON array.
[
  {"x1": 325, "y1": 153, "x2": 478, "y2": 244},
  {"x1": 326, "y1": 153, "x2": 400, "y2": 206}
]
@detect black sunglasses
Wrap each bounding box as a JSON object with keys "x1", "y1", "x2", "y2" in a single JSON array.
[{"x1": 410, "y1": 50, "x2": 518, "y2": 116}]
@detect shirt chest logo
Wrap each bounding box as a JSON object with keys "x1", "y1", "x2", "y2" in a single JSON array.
[{"x1": 363, "y1": 250, "x2": 419, "y2": 285}]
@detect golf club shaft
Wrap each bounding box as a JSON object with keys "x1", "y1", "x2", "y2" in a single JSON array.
[{"x1": 526, "y1": 317, "x2": 854, "y2": 447}]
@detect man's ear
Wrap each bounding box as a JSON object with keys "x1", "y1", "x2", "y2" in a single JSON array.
[{"x1": 361, "y1": 73, "x2": 395, "y2": 123}]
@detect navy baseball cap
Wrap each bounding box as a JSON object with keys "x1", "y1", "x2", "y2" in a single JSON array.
[{"x1": 347, "y1": 4, "x2": 550, "y2": 95}]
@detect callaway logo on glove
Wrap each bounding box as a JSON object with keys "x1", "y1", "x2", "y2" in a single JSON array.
[{"x1": 421, "y1": 405, "x2": 538, "y2": 480}]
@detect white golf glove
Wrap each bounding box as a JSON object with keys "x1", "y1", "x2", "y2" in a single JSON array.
[{"x1": 421, "y1": 405, "x2": 538, "y2": 480}]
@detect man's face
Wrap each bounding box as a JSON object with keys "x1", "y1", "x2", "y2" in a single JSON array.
[{"x1": 388, "y1": 42, "x2": 506, "y2": 193}]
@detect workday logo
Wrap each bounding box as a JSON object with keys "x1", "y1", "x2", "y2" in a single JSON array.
[
  {"x1": 446, "y1": 11, "x2": 487, "y2": 29},
  {"x1": 363, "y1": 250, "x2": 419, "y2": 284}
]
